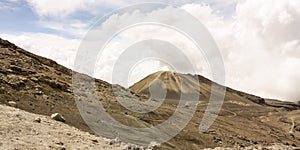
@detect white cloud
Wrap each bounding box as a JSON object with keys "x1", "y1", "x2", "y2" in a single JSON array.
[
  {"x1": 89, "y1": 0, "x2": 300, "y2": 102},
  {"x1": 223, "y1": 0, "x2": 300, "y2": 101},
  {"x1": 23, "y1": 0, "x2": 241, "y2": 38},
  {"x1": 22, "y1": 0, "x2": 138, "y2": 37},
  {"x1": 2, "y1": 0, "x2": 300, "y2": 102},
  {"x1": 93, "y1": 23, "x2": 210, "y2": 86},
  {"x1": 37, "y1": 20, "x2": 90, "y2": 37},
  {"x1": 25, "y1": 0, "x2": 130, "y2": 18},
  {"x1": 24, "y1": 0, "x2": 241, "y2": 18},
  {"x1": 5, "y1": 0, "x2": 20, "y2": 2},
  {"x1": 26, "y1": 0, "x2": 88, "y2": 18},
  {"x1": 0, "y1": 0, "x2": 20, "y2": 10}
]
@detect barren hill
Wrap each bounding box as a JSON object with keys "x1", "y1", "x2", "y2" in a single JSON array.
[{"x1": 1, "y1": 38, "x2": 300, "y2": 149}]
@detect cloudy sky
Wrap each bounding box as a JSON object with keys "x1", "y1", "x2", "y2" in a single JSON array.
[{"x1": 0, "y1": 0, "x2": 300, "y2": 102}]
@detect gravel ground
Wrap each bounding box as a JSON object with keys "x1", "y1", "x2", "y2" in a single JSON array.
[
  {"x1": 0, "y1": 104, "x2": 125, "y2": 150},
  {"x1": 202, "y1": 143, "x2": 297, "y2": 150}
]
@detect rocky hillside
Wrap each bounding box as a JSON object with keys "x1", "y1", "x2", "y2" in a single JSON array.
[{"x1": 1, "y1": 37, "x2": 300, "y2": 149}]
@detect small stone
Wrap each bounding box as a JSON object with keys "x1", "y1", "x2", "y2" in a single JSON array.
[
  {"x1": 148, "y1": 141, "x2": 160, "y2": 149},
  {"x1": 109, "y1": 137, "x2": 121, "y2": 146},
  {"x1": 8, "y1": 101, "x2": 17, "y2": 107},
  {"x1": 127, "y1": 144, "x2": 139, "y2": 150},
  {"x1": 51, "y1": 113, "x2": 65, "y2": 122},
  {"x1": 34, "y1": 117, "x2": 41, "y2": 123},
  {"x1": 30, "y1": 77, "x2": 39, "y2": 82},
  {"x1": 91, "y1": 139, "x2": 98, "y2": 143},
  {"x1": 56, "y1": 142, "x2": 64, "y2": 146},
  {"x1": 35, "y1": 90, "x2": 43, "y2": 95},
  {"x1": 0, "y1": 87, "x2": 5, "y2": 94},
  {"x1": 213, "y1": 136, "x2": 222, "y2": 143}
]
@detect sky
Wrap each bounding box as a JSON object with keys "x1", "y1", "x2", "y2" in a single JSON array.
[{"x1": 0, "y1": 0, "x2": 300, "y2": 102}]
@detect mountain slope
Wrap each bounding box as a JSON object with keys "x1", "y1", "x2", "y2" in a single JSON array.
[
  {"x1": 130, "y1": 71, "x2": 300, "y2": 149},
  {"x1": 1, "y1": 38, "x2": 300, "y2": 149},
  {"x1": 0, "y1": 38, "x2": 154, "y2": 144},
  {"x1": 0, "y1": 38, "x2": 91, "y2": 132}
]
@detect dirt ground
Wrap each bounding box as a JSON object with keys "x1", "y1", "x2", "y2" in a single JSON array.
[{"x1": 0, "y1": 104, "x2": 125, "y2": 150}]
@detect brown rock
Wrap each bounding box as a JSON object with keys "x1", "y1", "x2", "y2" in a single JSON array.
[{"x1": 34, "y1": 117, "x2": 41, "y2": 123}]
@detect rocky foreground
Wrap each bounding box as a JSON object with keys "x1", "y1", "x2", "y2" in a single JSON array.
[
  {"x1": 0, "y1": 104, "x2": 127, "y2": 150},
  {"x1": 0, "y1": 103, "x2": 296, "y2": 150},
  {"x1": 203, "y1": 144, "x2": 296, "y2": 150}
]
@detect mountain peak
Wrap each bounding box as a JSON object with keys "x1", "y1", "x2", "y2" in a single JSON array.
[{"x1": 130, "y1": 71, "x2": 212, "y2": 100}]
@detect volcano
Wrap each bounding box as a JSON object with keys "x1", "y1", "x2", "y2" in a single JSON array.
[{"x1": 130, "y1": 71, "x2": 205, "y2": 100}]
